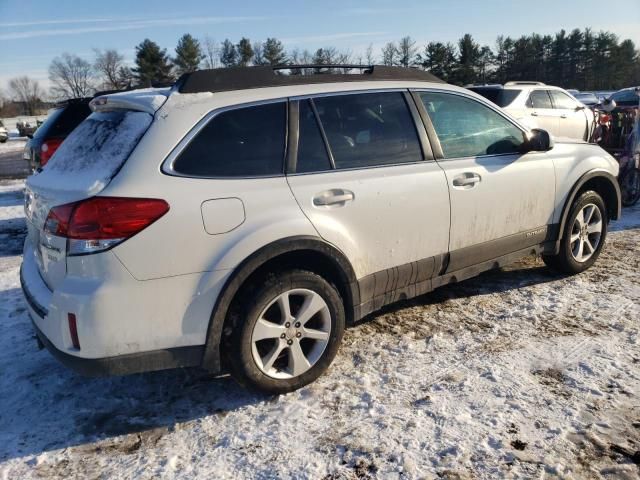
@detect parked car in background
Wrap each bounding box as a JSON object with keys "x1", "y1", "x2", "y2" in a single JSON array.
[
  {"x1": 596, "y1": 91, "x2": 615, "y2": 102},
  {"x1": 16, "y1": 121, "x2": 38, "y2": 138},
  {"x1": 23, "y1": 97, "x2": 92, "y2": 171},
  {"x1": 0, "y1": 121, "x2": 8, "y2": 143},
  {"x1": 573, "y1": 92, "x2": 600, "y2": 107},
  {"x1": 468, "y1": 81, "x2": 594, "y2": 141},
  {"x1": 21, "y1": 66, "x2": 621, "y2": 393}
]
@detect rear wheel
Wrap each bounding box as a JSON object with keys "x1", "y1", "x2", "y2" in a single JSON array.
[
  {"x1": 225, "y1": 269, "x2": 345, "y2": 394},
  {"x1": 543, "y1": 190, "x2": 607, "y2": 274}
]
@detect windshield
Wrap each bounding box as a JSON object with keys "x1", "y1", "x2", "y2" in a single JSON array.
[{"x1": 468, "y1": 88, "x2": 521, "y2": 107}]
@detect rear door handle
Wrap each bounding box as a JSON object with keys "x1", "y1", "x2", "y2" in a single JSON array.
[
  {"x1": 313, "y1": 189, "x2": 355, "y2": 207},
  {"x1": 452, "y1": 173, "x2": 482, "y2": 188},
  {"x1": 531, "y1": 112, "x2": 538, "y2": 116},
  {"x1": 560, "y1": 114, "x2": 568, "y2": 119}
]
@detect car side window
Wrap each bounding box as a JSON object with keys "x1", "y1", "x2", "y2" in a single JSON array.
[
  {"x1": 312, "y1": 92, "x2": 423, "y2": 169},
  {"x1": 550, "y1": 91, "x2": 578, "y2": 110},
  {"x1": 528, "y1": 90, "x2": 553, "y2": 109},
  {"x1": 419, "y1": 92, "x2": 525, "y2": 158},
  {"x1": 296, "y1": 99, "x2": 332, "y2": 173},
  {"x1": 172, "y1": 102, "x2": 286, "y2": 177}
]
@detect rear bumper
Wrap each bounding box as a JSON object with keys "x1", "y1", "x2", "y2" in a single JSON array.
[
  {"x1": 20, "y1": 240, "x2": 204, "y2": 376},
  {"x1": 29, "y1": 317, "x2": 203, "y2": 376}
]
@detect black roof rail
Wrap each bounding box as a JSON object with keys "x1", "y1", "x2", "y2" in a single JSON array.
[{"x1": 176, "y1": 65, "x2": 444, "y2": 94}]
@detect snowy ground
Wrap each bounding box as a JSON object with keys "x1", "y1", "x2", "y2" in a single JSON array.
[{"x1": 0, "y1": 179, "x2": 639, "y2": 479}]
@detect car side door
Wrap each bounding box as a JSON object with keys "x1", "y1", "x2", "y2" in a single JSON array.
[
  {"x1": 549, "y1": 90, "x2": 589, "y2": 140},
  {"x1": 527, "y1": 89, "x2": 561, "y2": 136},
  {"x1": 286, "y1": 90, "x2": 451, "y2": 296},
  {"x1": 414, "y1": 90, "x2": 556, "y2": 272}
]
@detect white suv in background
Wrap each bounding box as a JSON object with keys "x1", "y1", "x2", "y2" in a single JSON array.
[
  {"x1": 21, "y1": 66, "x2": 620, "y2": 393},
  {"x1": 468, "y1": 81, "x2": 595, "y2": 141}
]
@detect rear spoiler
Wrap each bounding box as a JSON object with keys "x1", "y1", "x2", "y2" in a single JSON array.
[{"x1": 90, "y1": 88, "x2": 170, "y2": 115}]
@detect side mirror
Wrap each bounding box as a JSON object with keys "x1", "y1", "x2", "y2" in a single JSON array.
[{"x1": 522, "y1": 128, "x2": 554, "y2": 153}]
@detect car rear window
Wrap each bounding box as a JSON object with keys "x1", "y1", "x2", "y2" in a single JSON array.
[
  {"x1": 33, "y1": 103, "x2": 91, "y2": 139},
  {"x1": 30, "y1": 110, "x2": 152, "y2": 194},
  {"x1": 468, "y1": 88, "x2": 521, "y2": 107},
  {"x1": 172, "y1": 102, "x2": 286, "y2": 177}
]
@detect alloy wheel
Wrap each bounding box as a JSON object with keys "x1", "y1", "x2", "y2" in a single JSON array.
[
  {"x1": 570, "y1": 203, "x2": 603, "y2": 263},
  {"x1": 251, "y1": 288, "x2": 331, "y2": 379}
]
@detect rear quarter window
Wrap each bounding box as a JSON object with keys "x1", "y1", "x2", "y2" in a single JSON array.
[
  {"x1": 171, "y1": 102, "x2": 286, "y2": 177},
  {"x1": 469, "y1": 88, "x2": 521, "y2": 108}
]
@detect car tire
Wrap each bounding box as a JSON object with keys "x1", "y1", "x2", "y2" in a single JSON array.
[
  {"x1": 543, "y1": 190, "x2": 607, "y2": 274},
  {"x1": 224, "y1": 269, "x2": 345, "y2": 394}
]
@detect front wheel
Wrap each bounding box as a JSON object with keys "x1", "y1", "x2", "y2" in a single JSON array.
[
  {"x1": 543, "y1": 190, "x2": 608, "y2": 274},
  {"x1": 225, "y1": 270, "x2": 345, "y2": 394},
  {"x1": 620, "y1": 167, "x2": 640, "y2": 207}
]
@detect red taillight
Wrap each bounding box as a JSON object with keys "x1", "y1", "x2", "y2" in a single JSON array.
[
  {"x1": 68, "y1": 313, "x2": 80, "y2": 349},
  {"x1": 599, "y1": 114, "x2": 611, "y2": 125},
  {"x1": 44, "y1": 197, "x2": 169, "y2": 251},
  {"x1": 40, "y1": 138, "x2": 63, "y2": 166}
]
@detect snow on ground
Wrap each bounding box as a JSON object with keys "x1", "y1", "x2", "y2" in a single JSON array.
[
  {"x1": 0, "y1": 138, "x2": 26, "y2": 154},
  {"x1": 0, "y1": 179, "x2": 639, "y2": 479}
]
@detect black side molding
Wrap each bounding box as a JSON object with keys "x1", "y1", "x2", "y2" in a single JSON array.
[{"x1": 31, "y1": 320, "x2": 203, "y2": 376}]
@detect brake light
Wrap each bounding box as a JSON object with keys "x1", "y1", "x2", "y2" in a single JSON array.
[
  {"x1": 40, "y1": 138, "x2": 63, "y2": 166},
  {"x1": 44, "y1": 197, "x2": 169, "y2": 255},
  {"x1": 599, "y1": 114, "x2": 611, "y2": 125}
]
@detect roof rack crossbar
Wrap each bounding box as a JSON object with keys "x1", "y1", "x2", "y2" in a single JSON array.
[
  {"x1": 176, "y1": 65, "x2": 443, "y2": 94},
  {"x1": 274, "y1": 64, "x2": 374, "y2": 71}
]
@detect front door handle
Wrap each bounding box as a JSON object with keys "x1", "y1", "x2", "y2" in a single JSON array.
[
  {"x1": 531, "y1": 112, "x2": 538, "y2": 117},
  {"x1": 313, "y1": 189, "x2": 355, "y2": 207},
  {"x1": 452, "y1": 173, "x2": 482, "y2": 189},
  {"x1": 560, "y1": 114, "x2": 568, "y2": 119}
]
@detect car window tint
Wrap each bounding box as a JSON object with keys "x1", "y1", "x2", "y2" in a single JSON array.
[
  {"x1": 612, "y1": 90, "x2": 638, "y2": 105},
  {"x1": 33, "y1": 104, "x2": 91, "y2": 139},
  {"x1": 173, "y1": 102, "x2": 286, "y2": 177},
  {"x1": 550, "y1": 91, "x2": 577, "y2": 109},
  {"x1": 313, "y1": 92, "x2": 422, "y2": 169},
  {"x1": 468, "y1": 88, "x2": 521, "y2": 107},
  {"x1": 528, "y1": 90, "x2": 553, "y2": 109},
  {"x1": 419, "y1": 92, "x2": 525, "y2": 158},
  {"x1": 296, "y1": 99, "x2": 332, "y2": 173}
]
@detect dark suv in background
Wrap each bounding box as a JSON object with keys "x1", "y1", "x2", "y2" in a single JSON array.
[{"x1": 23, "y1": 98, "x2": 92, "y2": 171}]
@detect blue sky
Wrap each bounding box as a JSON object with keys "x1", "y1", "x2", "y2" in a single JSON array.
[{"x1": 1, "y1": 0, "x2": 639, "y2": 92}]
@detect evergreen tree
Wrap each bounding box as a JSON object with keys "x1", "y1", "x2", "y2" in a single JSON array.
[
  {"x1": 174, "y1": 33, "x2": 204, "y2": 76},
  {"x1": 237, "y1": 37, "x2": 254, "y2": 66},
  {"x1": 419, "y1": 42, "x2": 457, "y2": 82},
  {"x1": 220, "y1": 39, "x2": 238, "y2": 67},
  {"x1": 262, "y1": 38, "x2": 287, "y2": 65},
  {"x1": 132, "y1": 39, "x2": 174, "y2": 87},
  {"x1": 454, "y1": 34, "x2": 481, "y2": 85}
]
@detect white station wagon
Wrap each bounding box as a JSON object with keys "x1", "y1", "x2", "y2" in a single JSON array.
[{"x1": 21, "y1": 66, "x2": 621, "y2": 393}]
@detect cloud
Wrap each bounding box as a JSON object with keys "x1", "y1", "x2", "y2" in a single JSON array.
[
  {"x1": 0, "y1": 18, "x2": 114, "y2": 28},
  {"x1": 280, "y1": 32, "x2": 389, "y2": 45},
  {"x1": 0, "y1": 16, "x2": 270, "y2": 41}
]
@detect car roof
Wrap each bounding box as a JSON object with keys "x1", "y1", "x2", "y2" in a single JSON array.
[{"x1": 176, "y1": 65, "x2": 444, "y2": 94}]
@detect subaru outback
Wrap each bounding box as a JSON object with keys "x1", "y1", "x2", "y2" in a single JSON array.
[{"x1": 21, "y1": 66, "x2": 621, "y2": 393}]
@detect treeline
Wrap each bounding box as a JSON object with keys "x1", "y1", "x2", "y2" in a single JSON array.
[{"x1": 3, "y1": 28, "x2": 640, "y2": 107}]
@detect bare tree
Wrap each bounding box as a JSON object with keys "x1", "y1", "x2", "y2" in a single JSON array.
[
  {"x1": 365, "y1": 44, "x2": 375, "y2": 65},
  {"x1": 94, "y1": 49, "x2": 128, "y2": 90},
  {"x1": 8, "y1": 76, "x2": 44, "y2": 115},
  {"x1": 202, "y1": 36, "x2": 219, "y2": 69},
  {"x1": 49, "y1": 53, "x2": 95, "y2": 99},
  {"x1": 381, "y1": 42, "x2": 398, "y2": 66},
  {"x1": 397, "y1": 36, "x2": 418, "y2": 67}
]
